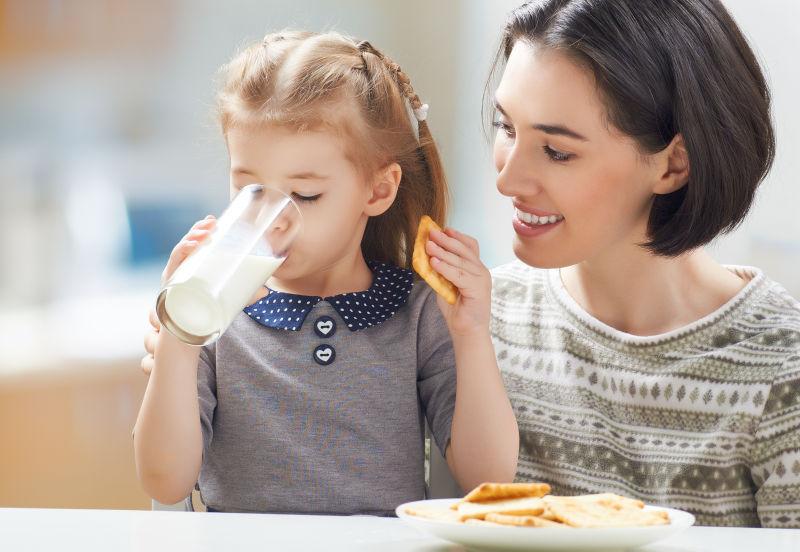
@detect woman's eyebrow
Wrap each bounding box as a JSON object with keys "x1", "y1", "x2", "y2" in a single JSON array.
[
  {"x1": 494, "y1": 98, "x2": 588, "y2": 141},
  {"x1": 533, "y1": 124, "x2": 588, "y2": 141}
]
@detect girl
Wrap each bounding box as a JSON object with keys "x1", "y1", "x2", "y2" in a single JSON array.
[
  {"x1": 135, "y1": 30, "x2": 518, "y2": 515},
  {"x1": 480, "y1": 0, "x2": 800, "y2": 528}
]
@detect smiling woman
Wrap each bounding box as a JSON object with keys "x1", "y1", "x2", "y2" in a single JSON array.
[{"x1": 485, "y1": 0, "x2": 800, "y2": 529}]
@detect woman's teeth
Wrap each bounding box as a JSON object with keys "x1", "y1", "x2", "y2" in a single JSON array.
[{"x1": 515, "y1": 208, "x2": 564, "y2": 225}]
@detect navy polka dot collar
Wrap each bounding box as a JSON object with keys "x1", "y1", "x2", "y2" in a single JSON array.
[{"x1": 243, "y1": 261, "x2": 414, "y2": 332}]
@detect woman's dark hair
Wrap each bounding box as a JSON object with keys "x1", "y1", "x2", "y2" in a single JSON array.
[{"x1": 488, "y1": 0, "x2": 775, "y2": 256}]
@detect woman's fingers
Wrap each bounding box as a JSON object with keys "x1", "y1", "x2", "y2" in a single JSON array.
[
  {"x1": 427, "y1": 230, "x2": 482, "y2": 274},
  {"x1": 444, "y1": 227, "x2": 480, "y2": 256},
  {"x1": 426, "y1": 240, "x2": 480, "y2": 279}
]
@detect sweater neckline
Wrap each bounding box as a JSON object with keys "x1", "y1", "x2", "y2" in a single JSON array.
[{"x1": 544, "y1": 265, "x2": 766, "y2": 349}]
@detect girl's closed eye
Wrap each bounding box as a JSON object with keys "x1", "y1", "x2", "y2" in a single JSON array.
[{"x1": 292, "y1": 192, "x2": 322, "y2": 203}]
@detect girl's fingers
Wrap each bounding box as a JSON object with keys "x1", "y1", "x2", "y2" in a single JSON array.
[
  {"x1": 185, "y1": 229, "x2": 211, "y2": 241},
  {"x1": 148, "y1": 308, "x2": 161, "y2": 331},
  {"x1": 140, "y1": 354, "x2": 154, "y2": 376},
  {"x1": 144, "y1": 329, "x2": 157, "y2": 356}
]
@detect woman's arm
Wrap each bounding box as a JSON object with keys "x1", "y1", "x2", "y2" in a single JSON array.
[{"x1": 426, "y1": 228, "x2": 519, "y2": 490}]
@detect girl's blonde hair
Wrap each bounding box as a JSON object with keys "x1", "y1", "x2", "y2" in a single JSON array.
[{"x1": 217, "y1": 30, "x2": 449, "y2": 269}]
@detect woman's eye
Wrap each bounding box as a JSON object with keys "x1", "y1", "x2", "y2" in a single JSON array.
[
  {"x1": 292, "y1": 193, "x2": 322, "y2": 203},
  {"x1": 543, "y1": 145, "x2": 573, "y2": 162},
  {"x1": 492, "y1": 120, "x2": 516, "y2": 138}
]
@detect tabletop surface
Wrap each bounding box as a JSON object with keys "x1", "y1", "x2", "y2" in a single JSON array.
[{"x1": 1, "y1": 507, "x2": 798, "y2": 552}]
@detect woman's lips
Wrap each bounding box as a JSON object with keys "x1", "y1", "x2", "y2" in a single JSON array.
[{"x1": 512, "y1": 207, "x2": 564, "y2": 237}]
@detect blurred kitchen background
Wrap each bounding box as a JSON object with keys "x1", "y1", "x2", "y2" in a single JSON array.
[{"x1": 1, "y1": 0, "x2": 797, "y2": 510}]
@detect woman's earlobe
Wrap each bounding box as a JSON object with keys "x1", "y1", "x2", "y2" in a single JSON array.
[
  {"x1": 653, "y1": 134, "x2": 690, "y2": 195},
  {"x1": 365, "y1": 162, "x2": 402, "y2": 216}
]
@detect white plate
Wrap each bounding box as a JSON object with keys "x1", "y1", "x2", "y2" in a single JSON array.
[{"x1": 396, "y1": 498, "x2": 695, "y2": 551}]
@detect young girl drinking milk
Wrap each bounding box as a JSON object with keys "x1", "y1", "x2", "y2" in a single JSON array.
[{"x1": 134, "y1": 30, "x2": 518, "y2": 514}]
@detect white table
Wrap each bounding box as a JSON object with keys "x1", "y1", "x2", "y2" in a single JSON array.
[{"x1": 1, "y1": 508, "x2": 798, "y2": 551}]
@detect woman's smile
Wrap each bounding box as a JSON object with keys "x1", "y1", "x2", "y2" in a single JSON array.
[{"x1": 512, "y1": 203, "x2": 564, "y2": 237}]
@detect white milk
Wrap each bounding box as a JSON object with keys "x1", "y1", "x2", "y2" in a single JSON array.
[{"x1": 161, "y1": 253, "x2": 283, "y2": 342}]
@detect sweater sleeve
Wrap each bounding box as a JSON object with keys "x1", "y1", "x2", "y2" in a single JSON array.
[{"x1": 751, "y1": 352, "x2": 800, "y2": 528}]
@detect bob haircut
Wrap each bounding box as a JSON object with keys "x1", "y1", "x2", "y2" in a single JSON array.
[{"x1": 488, "y1": 0, "x2": 775, "y2": 256}]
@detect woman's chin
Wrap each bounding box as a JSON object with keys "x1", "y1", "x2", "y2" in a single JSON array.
[{"x1": 512, "y1": 238, "x2": 572, "y2": 269}]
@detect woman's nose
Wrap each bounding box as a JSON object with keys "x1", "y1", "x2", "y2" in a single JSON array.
[{"x1": 495, "y1": 143, "x2": 542, "y2": 198}]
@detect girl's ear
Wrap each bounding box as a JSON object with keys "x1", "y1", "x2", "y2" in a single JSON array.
[
  {"x1": 652, "y1": 134, "x2": 690, "y2": 195},
  {"x1": 364, "y1": 162, "x2": 402, "y2": 217}
]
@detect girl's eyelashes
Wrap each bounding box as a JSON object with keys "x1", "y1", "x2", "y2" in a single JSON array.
[
  {"x1": 292, "y1": 192, "x2": 322, "y2": 203},
  {"x1": 543, "y1": 145, "x2": 574, "y2": 162}
]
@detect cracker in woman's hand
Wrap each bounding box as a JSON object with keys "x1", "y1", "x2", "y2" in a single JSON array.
[{"x1": 412, "y1": 215, "x2": 458, "y2": 304}]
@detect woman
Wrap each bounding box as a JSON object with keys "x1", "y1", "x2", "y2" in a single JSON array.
[{"x1": 487, "y1": 0, "x2": 800, "y2": 528}]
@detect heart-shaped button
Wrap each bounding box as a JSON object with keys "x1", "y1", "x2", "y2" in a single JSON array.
[
  {"x1": 314, "y1": 316, "x2": 336, "y2": 338},
  {"x1": 313, "y1": 344, "x2": 336, "y2": 366}
]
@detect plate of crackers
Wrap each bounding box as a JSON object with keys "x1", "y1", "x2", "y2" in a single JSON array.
[{"x1": 397, "y1": 482, "x2": 695, "y2": 551}]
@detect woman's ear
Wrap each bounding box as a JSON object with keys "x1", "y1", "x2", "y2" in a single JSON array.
[
  {"x1": 364, "y1": 162, "x2": 402, "y2": 216},
  {"x1": 652, "y1": 134, "x2": 690, "y2": 195}
]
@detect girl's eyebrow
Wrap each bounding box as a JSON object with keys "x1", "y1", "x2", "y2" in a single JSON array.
[
  {"x1": 494, "y1": 98, "x2": 589, "y2": 141},
  {"x1": 230, "y1": 168, "x2": 329, "y2": 180},
  {"x1": 286, "y1": 172, "x2": 330, "y2": 180}
]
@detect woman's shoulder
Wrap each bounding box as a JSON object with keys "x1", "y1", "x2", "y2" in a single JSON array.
[
  {"x1": 736, "y1": 267, "x2": 800, "y2": 333},
  {"x1": 491, "y1": 259, "x2": 549, "y2": 286},
  {"x1": 491, "y1": 260, "x2": 550, "y2": 301}
]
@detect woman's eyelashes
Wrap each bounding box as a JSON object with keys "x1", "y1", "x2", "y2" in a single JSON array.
[
  {"x1": 543, "y1": 145, "x2": 573, "y2": 162},
  {"x1": 492, "y1": 120, "x2": 516, "y2": 139},
  {"x1": 292, "y1": 192, "x2": 322, "y2": 203},
  {"x1": 493, "y1": 120, "x2": 574, "y2": 163}
]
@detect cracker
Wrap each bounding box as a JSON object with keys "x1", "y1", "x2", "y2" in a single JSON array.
[
  {"x1": 543, "y1": 499, "x2": 669, "y2": 528},
  {"x1": 456, "y1": 497, "x2": 545, "y2": 521},
  {"x1": 412, "y1": 215, "x2": 458, "y2": 305},
  {"x1": 485, "y1": 513, "x2": 568, "y2": 528},
  {"x1": 463, "y1": 482, "x2": 551, "y2": 503}
]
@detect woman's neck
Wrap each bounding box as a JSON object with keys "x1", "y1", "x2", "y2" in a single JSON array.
[
  {"x1": 267, "y1": 250, "x2": 374, "y2": 298},
  {"x1": 559, "y1": 246, "x2": 748, "y2": 337}
]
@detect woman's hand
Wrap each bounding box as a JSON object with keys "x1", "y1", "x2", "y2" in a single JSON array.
[
  {"x1": 141, "y1": 215, "x2": 216, "y2": 376},
  {"x1": 426, "y1": 227, "x2": 492, "y2": 338}
]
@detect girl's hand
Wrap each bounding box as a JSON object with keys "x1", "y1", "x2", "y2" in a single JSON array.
[
  {"x1": 141, "y1": 215, "x2": 216, "y2": 375},
  {"x1": 426, "y1": 228, "x2": 492, "y2": 338},
  {"x1": 160, "y1": 215, "x2": 216, "y2": 285},
  {"x1": 141, "y1": 308, "x2": 160, "y2": 376}
]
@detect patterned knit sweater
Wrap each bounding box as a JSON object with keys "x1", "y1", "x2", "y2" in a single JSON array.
[{"x1": 491, "y1": 261, "x2": 800, "y2": 528}]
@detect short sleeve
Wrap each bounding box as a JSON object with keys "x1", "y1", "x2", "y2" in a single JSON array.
[
  {"x1": 416, "y1": 286, "x2": 456, "y2": 458},
  {"x1": 751, "y1": 352, "x2": 800, "y2": 528},
  {"x1": 197, "y1": 344, "x2": 218, "y2": 459}
]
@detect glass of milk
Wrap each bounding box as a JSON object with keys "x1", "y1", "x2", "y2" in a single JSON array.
[{"x1": 155, "y1": 184, "x2": 301, "y2": 345}]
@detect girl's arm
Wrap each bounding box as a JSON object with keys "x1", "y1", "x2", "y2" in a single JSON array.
[
  {"x1": 133, "y1": 217, "x2": 216, "y2": 504},
  {"x1": 426, "y1": 228, "x2": 519, "y2": 490},
  {"x1": 134, "y1": 331, "x2": 203, "y2": 504}
]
